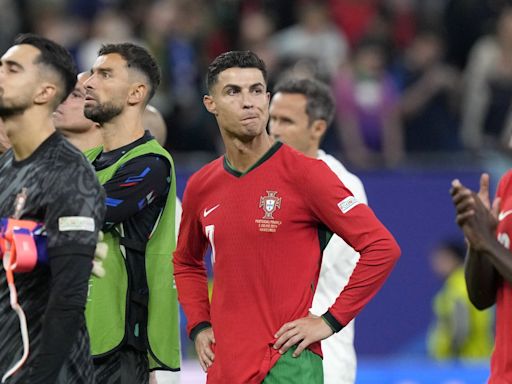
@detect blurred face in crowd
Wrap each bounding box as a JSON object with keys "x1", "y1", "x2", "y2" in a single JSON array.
[
  {"x1": 269, "y1": 92, "x2": 321, "y2": 156},
  {"x1": 203, "y1": 67, "x2": 270, "y2": 142},
  {"x1": 84, "y1": 53, "x2": 130, "y2": 124},
  {"x1": 0, "y1": 44, "x2": 43, "y2": 118},
  {"x1": 54, "y1": 72, "x2": 96, "y2": 132},
  {"x1": 430, "y1": 247, "x2": 461, "y2": 279}
]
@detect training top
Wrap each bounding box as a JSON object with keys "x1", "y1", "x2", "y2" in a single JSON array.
[
  {"x1": 174, "y1": 142, "x2": 400, "y2": 384},
  {"x1": 491, "y1": 170, "x2": 512, "y2": 383},
  {"x1": 0, "y1": 132, "x2": 105, "y2": 384}
]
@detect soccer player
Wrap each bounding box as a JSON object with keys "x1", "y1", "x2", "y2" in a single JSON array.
[
  {"x1": 0, "y1": 34, "x2": 105, "y2": 383},
  {"x1": 53, "y1": 71, "x2": 101, "y2": 152},
  {"x1": 174, "y1": 50, "x2": 400, "y2": 383},
  {"x1": 268, "y1": 77, "x2": 367, "y2": 384},
  {"x1": 83, "y1": 43, "x2": 180, "y2": 383},
  {"x1": 451, "y1": 173, "x2": 512, "y2": 382}
]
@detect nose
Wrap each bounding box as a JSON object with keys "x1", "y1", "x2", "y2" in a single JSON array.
[
  {"x1": 83, "y1": 73, "x2": 95, "y2": 89},
  {"x1": 242, "y1": 90, "x2": 254, "y2": 109}
]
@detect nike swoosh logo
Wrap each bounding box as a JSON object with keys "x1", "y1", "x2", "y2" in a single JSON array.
[
  {"x1": 499, "y1": 210, "x2": 512, "y2": 221},
  {"x1": 203, "y1": 204, "x2": 220, "y2": 218}
]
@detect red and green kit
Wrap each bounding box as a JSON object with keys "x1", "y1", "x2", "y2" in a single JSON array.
[{"x1": 174, "y1": 142, "x2": 400, "y2": 383}]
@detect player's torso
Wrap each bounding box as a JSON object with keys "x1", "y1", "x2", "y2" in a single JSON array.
[{"x1": 195, "y1": 147, "x2": 324, "y2": 323}]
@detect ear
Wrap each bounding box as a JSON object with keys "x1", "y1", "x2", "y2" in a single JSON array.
[
  {"x1": 127, "y1": 83, "x2": 147, "y2": 106},
  {"x1": 33, "y1": 83, "x2": 58, "y2": 106},
  {"x1": 203, "y1": 95, "x2": 217, "y2": 115},
  {"x1": 310, "y1": 119, "x2": 327, "y2": 141}
]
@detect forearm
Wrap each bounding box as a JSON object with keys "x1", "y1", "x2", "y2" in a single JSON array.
[
  {"x1": 465, "y1": 246, "x2": 498, "y2": 309},
  {"x1": 481, "y1": 239, "x2": 512, "y2": 284},
  {"x1": 28, "y1": 251, "x2": 93, "y2": 383},
  {"x1": 326, "y1": 235, "x2": 400, "y2": 328},
  {"x1": 174, "y1": 254, "x2": 211, "y2": 335}
]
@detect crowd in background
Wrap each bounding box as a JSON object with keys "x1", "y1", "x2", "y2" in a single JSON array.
[{"x1": 5, "y1": 0, "x2": 512, "y2": 169}]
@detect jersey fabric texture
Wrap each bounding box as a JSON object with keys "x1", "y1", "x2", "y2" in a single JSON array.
[
  {"x1": 0, "y1": 132, "x2": 105, "y2": 384},
  {"x1": 310, "y1": 149, "x2": 368, "y2": 384},
  {"x1": 490, "y1": 170, "x2": 512, "y2": 382},
  {"x1": 85, "y1": 132, "x2": 180, "y2": 375},
  {"x1": 428, "y1": 266, "x2": 493, "y2": 359},
  {"x1": 174, "y1": 142, "x2": 400, "y2": 384}
]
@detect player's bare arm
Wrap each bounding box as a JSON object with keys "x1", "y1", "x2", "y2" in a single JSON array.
[{"x1": 273, "y1": 314, "x2": 333, "y2": 357}]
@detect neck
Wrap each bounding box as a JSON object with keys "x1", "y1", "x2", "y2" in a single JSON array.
[
  {"x1": 224, "y1": 132, "x2": 274, "y2": 173},
  {"x1": 61, "y1": 127, "x2": 103, "y2": 152},
  {"x1": 99, "y1": 111, "x2": 145, "y2": 152},
  {"x1": 5, "y1": 109, "x2": 55, "y2": 161}
]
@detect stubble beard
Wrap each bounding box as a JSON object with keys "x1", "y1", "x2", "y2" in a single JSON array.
[{"x1": 84, "y1": 101, "x2": 123, "y2": 124}]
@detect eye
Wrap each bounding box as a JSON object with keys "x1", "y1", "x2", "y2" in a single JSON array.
[
  {"x1": 71, "y1": 91, "x2": 83, "y2": 99},
  {"x1": 226, "y1": 88, "x2": 238, "y2": 96},
  {"x1": 252, "y1": 88, "x2": 263, "y2": 94}
]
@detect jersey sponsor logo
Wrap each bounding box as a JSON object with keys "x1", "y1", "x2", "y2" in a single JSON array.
[
  {"x1": 259, "y1": 191, "x2": 281, "y2": 219},
  {"x1": 338, "y1": 196, "x2": 360, "y2": 214},
  {"x1": 498, "y1": 209, "x2": 512, "y2": 221},
  {"x1": 58, "y1": 216, "x2": 95, "y2": 232},
  {"x1": 203, "y1": 204, "x2": 220, "y2": 218}
]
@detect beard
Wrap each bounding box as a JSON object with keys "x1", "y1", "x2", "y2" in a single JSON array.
[
  {"x1": 84, "y1": 101, "x2": 123, "y2": 124},
  {"x1": 0, "y1": 93, "x2": 30, "y2": 118}
]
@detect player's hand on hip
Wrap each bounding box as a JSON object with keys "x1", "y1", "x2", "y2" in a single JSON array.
[
  {"x1": 273, "y1": 315, "x2": 333, "y2": 358},
  {"x1": 195, "y1": 327, "x2": 215, "y2": 373}
]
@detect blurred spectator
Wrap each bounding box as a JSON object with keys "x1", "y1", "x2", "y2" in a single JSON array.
[
  {"x1": 328, "y1": 0, "x2": 379, "y2": 48},
  {"x1": 334, "y1": 38, "x2": 403, "y2": 169},
  {"x1": 76, "y1": 8, "x2": 140, "y2": 71},
  {"x1": 271, "y1": 1, "x2": 348, "y2": 79},
  {"x1": 427, "y1": 240, "x2": 494, "y2": 360},
  {"x1": 460, "y1": 5, "x2": 512, "y2": 152},
  {"x1": 0, "y1": 0, "x2": 21, "y2": 54},
  {"x1": 443, "y1": 0, "x2": 505, "y2": 70},
  {"x1": 393, "y1": 30, "x2": 461, "y2": 152},
  {"x1": 238, "y1": 10, "x2": 277, "y2": 76}
]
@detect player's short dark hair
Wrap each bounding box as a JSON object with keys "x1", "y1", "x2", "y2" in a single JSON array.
[
  {"x1": 98, "y1": 43, "x2": 160, "y2": 102},
  {"x1": 13, "y1": 33, "x2": 77, "y2": 105},
  {"x1": 206, "y1": 50, "x2": 267, "y2": 92},
  {"x1": 273, "y1": 77, "x2": 335, "y2": 126}
]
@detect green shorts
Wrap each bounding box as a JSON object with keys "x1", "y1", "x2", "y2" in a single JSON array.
[{"x1": 262, "y1": 346, "x2": 323, "y2": 384}]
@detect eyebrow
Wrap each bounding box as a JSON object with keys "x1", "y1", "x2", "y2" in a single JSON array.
[
  {"x1": 91, "y1": 67, "x2": 113, "y2": 75},
  {"x1": 223, "y1": 82, "x2": 265, "y2": 91},
  {"x1": 1, "y1": 60, "x2": 24, "y2": 71}
]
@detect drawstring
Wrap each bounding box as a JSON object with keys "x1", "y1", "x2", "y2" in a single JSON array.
[{"x1": 2, "y1": 241, "x2": 30, "y2": 383}]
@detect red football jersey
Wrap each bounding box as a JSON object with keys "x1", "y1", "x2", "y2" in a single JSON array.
[
  {"x1": 174, "y1": 142, "x2": 400, "y2": 383},
  {"x1": 491, "y1": 170, "x2": 512, "y2": 383}
]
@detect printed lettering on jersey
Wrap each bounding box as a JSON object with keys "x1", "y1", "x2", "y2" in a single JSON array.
[
  {"x1": 498, "y1": 232, "x2": 510, "y2": 250},
  {"x1": 338, "y1": 196, "x2": 360, "y2": 214},
  {"x1": 256, "y1": 191, "x2": 282, "y2": 232}
]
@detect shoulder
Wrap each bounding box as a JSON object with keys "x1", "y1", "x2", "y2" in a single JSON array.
[
  {"x1": 318, "y1": 151, "x2": 367, "y2": 201},
  {"x1": 187, "y1": 156, "x2": 224, "y2": 189}
]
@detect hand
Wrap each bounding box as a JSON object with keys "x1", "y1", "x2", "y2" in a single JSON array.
[
  {"x1": 195, "y1": 327, "x2": 215, "y2": 373},
  {"x1": 450, "y1": 177, "x2": 499, "y2": 251},
  {"x1": 92, "y1": 231, "x2": 107, "y2": 277},
  {"x1": 273, "y1": 315, "x2": 333, "y2": 358}
]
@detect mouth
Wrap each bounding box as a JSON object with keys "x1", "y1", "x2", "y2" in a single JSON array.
[{"x1": 241, "y1": 115, "x2": 259, "y2": 122}]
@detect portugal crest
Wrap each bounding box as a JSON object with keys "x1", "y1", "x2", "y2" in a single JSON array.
[{"x1": 259, "y1": 191, "x2": 281, "y2": 219}]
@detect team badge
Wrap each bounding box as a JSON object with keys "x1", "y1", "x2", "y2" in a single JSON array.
[
  {"x1": 256, "y1": 191, "x2": 282, "y2": 232},
  {"x1": 259, "y1": 191, "x2": 281, "y2": 219}
]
